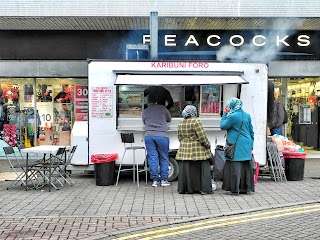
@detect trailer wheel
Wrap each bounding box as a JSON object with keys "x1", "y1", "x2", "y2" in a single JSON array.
[{"x1": 168, "y1": 157, "x2": 179, "y2": 182}]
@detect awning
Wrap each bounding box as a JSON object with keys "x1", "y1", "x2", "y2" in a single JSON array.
[{"x1": 114, "y1": 74, "x2": 247, "y2": 85}]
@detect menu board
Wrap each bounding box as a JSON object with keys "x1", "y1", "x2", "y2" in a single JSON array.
[{"x1": 91, "y1": 87, "x2": 113, "y2": 118}]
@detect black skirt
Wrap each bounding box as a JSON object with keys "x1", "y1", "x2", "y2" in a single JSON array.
[
  {"x1": 222, "y1": 160, "x2": 255, "y2": 194},
  {"x1": 178, "y1": 160, "x2": 212, "y2": 194}
]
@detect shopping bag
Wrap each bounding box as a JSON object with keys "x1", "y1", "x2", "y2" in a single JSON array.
[
  {"x1": 252, "y1": 154, "x2": 259, "y2": 185},
  {"x1": 213, "y1": 145, "x2": 225, "y2": 181}
]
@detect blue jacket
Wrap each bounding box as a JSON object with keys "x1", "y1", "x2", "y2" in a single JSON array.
[{"x1": 220, "y1": 109, "x2": 254, "y2": 161}]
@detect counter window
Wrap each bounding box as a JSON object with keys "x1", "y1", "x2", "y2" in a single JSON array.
[
  {"x1": 117, "y1": 84, "x2": 222, "y2": 118},
  {"x1": 118, "y1": 85, "x2": 145, "y2": 118}
]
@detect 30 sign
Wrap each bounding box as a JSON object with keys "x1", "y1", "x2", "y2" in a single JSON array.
[{"x1": 75, "y1": 85, "x2": 88, "y2": 98}]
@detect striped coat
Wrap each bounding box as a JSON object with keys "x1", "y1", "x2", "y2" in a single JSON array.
[{"x1": 176, "y1": 118, "x2": 212, "y2": 161}]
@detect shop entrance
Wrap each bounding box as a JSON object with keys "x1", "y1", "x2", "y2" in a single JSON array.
[
  {"x1": 270, "y1": 77, "x2": 320, "y2": 150},
  {"x1": 0, "y1": 78, "x2": 88, "y2": 148}
]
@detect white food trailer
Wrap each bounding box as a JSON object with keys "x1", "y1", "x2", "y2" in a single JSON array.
[{"x1": 71, "y1": 60, "x2": 268, "y2": 181}]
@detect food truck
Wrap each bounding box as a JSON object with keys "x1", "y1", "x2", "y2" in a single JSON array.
[{"x1": 70, "y1": 60, "x2": 268, "y2": 181}]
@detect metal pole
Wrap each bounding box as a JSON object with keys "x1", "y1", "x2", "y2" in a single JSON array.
[
  {"x1": 150, "y1": 11, "x2": 158, "y2": 60},
  {"x1": 33, "y1": 78, "x2": 38, "y2": 146}
]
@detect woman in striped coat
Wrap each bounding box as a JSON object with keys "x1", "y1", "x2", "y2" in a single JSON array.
[{"x1": 176, "y1": 105, "x2": 213, "y2": 195}]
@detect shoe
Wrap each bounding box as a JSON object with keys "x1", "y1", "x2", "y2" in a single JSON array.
[
  {"x1": 240, "y1": 192, "x2": 251, "y2": 195},
  {"x1": 200, "y1": 191, "x2": 213, "y2": 195},
  {"x1": 152, "y1": 181, "x2": 160, "y2": 187},
  {"x1": 160, "y1": 180, "x2": 170, "y2": 187},
  {"x1": 211, "y1": 180, "x2": 217, "y2": 191},
  {"x1": 225, "y1": 192, "x2": 239, "y2": 196}
]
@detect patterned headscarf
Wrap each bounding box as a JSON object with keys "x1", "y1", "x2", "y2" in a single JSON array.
[
  {"x1": 226, "y1": 98, "x2": 243, "y2": 113},
  {"x1": 182, "y1": 105, "x2": 197, "y2": 118}
]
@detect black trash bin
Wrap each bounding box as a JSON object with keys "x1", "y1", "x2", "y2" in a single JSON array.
[
  {"x1": 283, "y1": 151, "x2": 307, "y2": 181},
  {"x1": 91, "y1": 154, "x2": 118, "y2": 186}
]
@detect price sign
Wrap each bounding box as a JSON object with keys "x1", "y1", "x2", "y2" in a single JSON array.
[
  {"x1": 75, "y1": 85, "x2": 88, "y2": 99},
  {"x1": 37, "y1": 102, "x2": 53, "y2": 127},
  {"x1": 74, "y1": 85, "x2": 89, "y2": 121},
  {"x1": 91, "y1": 87, "x2": 112, "y2": 118}
]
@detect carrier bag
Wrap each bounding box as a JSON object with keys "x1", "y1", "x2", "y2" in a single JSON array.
[
  {"x1": 213, "y1": 145, "x2": 225, "y2": 181},
  {"x1": 252, "y1": 154, "x2": 259, "y2": 185}
]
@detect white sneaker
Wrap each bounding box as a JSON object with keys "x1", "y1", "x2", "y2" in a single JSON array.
[
  {"x1": 160, "y1": 180, "x2": 170, "y2": 187},
  {"x1": 152, "y1": 181, "x2": 160, "y2": 187},
  {"x1": 211, "y1": 180, "x2": 217, "y2": 191}
]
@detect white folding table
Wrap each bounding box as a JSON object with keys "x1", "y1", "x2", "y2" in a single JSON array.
[{"x1": 20, "y1": 145, "x2": 71, "y2": 191}]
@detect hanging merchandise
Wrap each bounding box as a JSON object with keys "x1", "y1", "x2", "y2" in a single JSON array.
[
  {"x1": 27, "y1": 122, "x2": 35, "y2": 139},
  {"x1": 24, "y1": 84, "x2": 33, "y2": 95},
  {"x1": 3, "y1": 124, "x2": 17, "y2": 146},
  {"x1": 24, "y1": 109, "x2": 41, "y2": 140},
  {"x1": 53, "y1": 132, "x2": 60, "y2": 143},
  {"x1": 39, "y1": 133, "x2": 46, "y2": 141}
]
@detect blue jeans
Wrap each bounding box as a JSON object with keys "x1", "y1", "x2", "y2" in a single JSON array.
[
  {"x1": 144, "y1": 136, "x2": 169, "y2": 181},
  {"x1": 271, "y1": 126, "x2": 282, "y2": 135}
]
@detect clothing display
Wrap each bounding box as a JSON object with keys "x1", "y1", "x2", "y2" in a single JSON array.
[
  {"x1": 3, "y1": 124, "x2": 17, "y2": 146},
  {"x1": 25, "y1": 112, "x2": 41, "y2": 139},
  {"x1": 59, "y1": 109, "x2": 71, "y2": 119}
]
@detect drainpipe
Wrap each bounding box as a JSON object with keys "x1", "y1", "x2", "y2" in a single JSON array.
[{"x1": 150, "y1": 11, "x2": 158, "y2": 60}]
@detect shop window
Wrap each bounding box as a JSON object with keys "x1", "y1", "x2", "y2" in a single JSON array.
[{"x1": 0, "y1": 78, "x2": 88, "y2": 148}]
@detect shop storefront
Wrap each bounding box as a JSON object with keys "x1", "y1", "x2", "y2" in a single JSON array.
[
  {"x1": 0, "y1": 61, "x2": 89, "y2": 164},
  {"x1": 0, "y1": 29, "x2": 320, "y2": 168},
  {"x1": 0, "y1": 78, "x2": 88, "y2": 148},
  {"x1": 270, "y1": 76, "x2": 320, "y2": 150}
]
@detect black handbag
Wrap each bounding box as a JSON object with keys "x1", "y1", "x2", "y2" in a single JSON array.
[
  {"x1": 224, "y1": 140, "x2": 236, "y2": 159},
  {"x1": 224, "y1": 112, "x2": 244, "y2": 159}
]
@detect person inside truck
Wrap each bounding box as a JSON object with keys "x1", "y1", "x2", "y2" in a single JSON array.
[{"x1": 144, "y1": 86, "x2": 174, "y2": 109}]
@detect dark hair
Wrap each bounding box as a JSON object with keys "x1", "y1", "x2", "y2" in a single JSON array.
[{"x1": 147, "y1": 92, "x2": 157, "y2": 103}]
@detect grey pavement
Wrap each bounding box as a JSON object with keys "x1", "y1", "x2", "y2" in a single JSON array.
[{"x1": 0, "y1": 157, "x2": 319, "y2": 239}]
